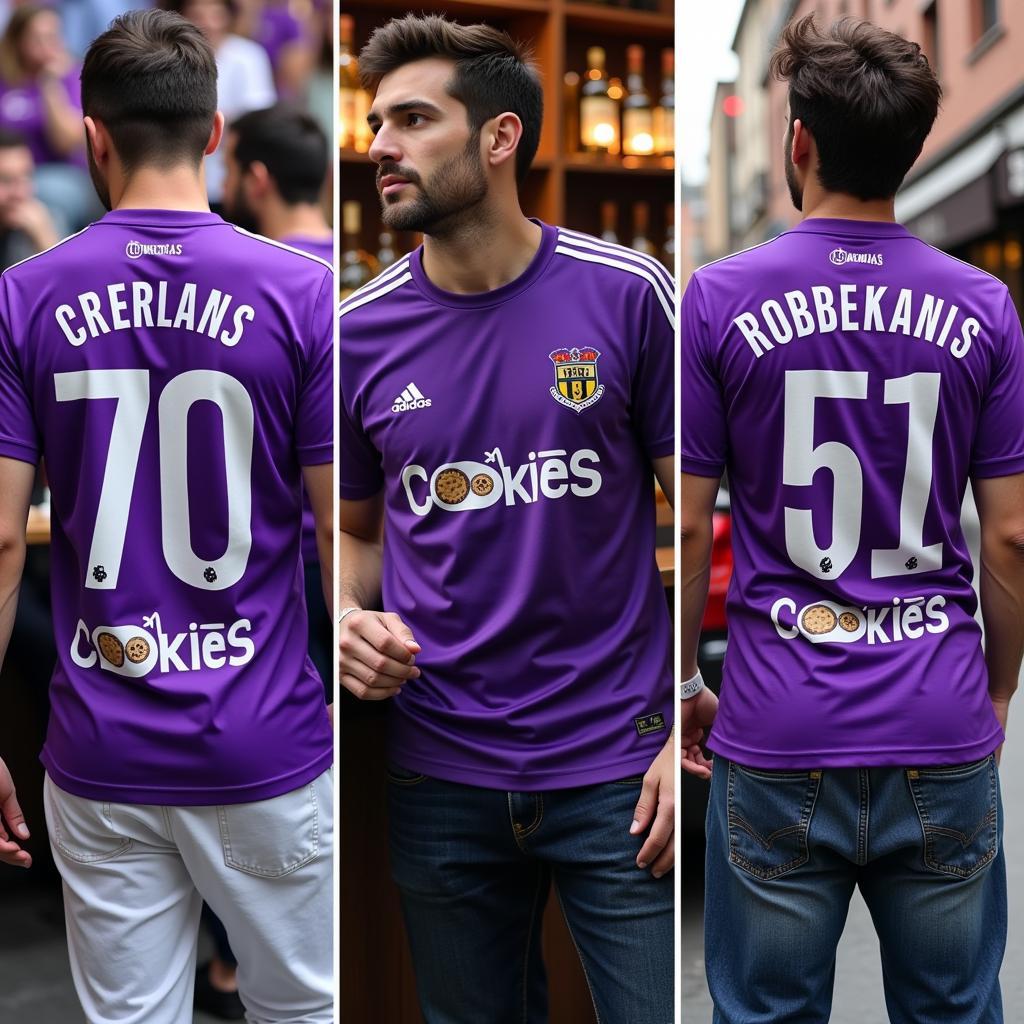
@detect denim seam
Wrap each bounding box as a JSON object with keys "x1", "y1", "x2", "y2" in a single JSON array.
[
  {"x1": 520, "y1": 868, "x2": 547, "y2": 1024},
  {"x1": 857, "y1": 769, "x2": 870, "y2": 866},
  {"x1": 508, "y1": 794, "x2": 545, "y2": 852},
  {"x1": 553, "y1": 884, "x2": 603, "y2": 1024}
]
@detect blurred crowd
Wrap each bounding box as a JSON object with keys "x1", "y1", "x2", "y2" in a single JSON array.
[{"x1": 0, "y1": 0, "x2": 334, "y2": 270}]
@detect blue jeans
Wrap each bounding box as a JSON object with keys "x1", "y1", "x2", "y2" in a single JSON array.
[
  {"x1": 705, "y1": 755, "x2": 1006, "y2": 1023},
  {"x1": 387, "y1": 767, "x2": 674, "y2": 1024}
]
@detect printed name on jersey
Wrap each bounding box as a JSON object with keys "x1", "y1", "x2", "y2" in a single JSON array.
[
  {"x1": 734, "y1": 284, "x2": 980, "y2": 360},
  {"x1": 392, "y1": 381, "x2": 432, "y2": 413},
  {"x1": 69, "y1": 612, "x2": 256, "y2": 677},
  {"x1": 126, "y1": 240, "x2": 184, "y2": 259},
  {"x1": 829, "y1": 247, "x2": 883, "y2": 267},
  {"x1": 770, "y1": 594, "x2": 950, "y2": 646},
  {"x1": 549, "y1": 346, "x2": 605, "y2": 412},
  {"x1": 54, "y1": 281, "x2": 256, "y2": 348},
  {"x1": 402, "y1": 444, "x2": 602, "y2": 517}
]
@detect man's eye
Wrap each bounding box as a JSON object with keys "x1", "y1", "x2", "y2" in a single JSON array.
[{"x1": 407, "y1": 113, "x2": 426, "y2": 127}]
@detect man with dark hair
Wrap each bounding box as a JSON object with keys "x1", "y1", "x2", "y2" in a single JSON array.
[
  {"x1": 0, "y1": 128, "x2": 59, "y2": 270},
  {"x1": 0, "y1": 11, "x2": 333, "y2": 1023},
  {"x1": 340, "y1": 13, "x2": 674, "y2": 1023},
  {"x1": 681, "y1": 15, "x2": 1024, "y2": 1023}
]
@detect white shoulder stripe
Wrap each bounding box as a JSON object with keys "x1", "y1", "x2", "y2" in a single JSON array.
[
  {"x1": 339, "y1": 270, "x2": 413, "y2": 318},
  {"x1": 230, "y1": 225, "x2": 334, "y2": 272},
  {"x1": 558, "y1": 228, "x2": 674, "y2": 296},
  {"x1": 694, "y1": 235, "x2": 782, "y2": 272},
  {"x1": 339, "y1": 256, "x2": 412, "y2": 308},
  {"x1": 0, "y1": 225, "x2": 93, "y2": 278},
  {"x1": 555, "y1": 244, "x2": 676, "y2": 329}
]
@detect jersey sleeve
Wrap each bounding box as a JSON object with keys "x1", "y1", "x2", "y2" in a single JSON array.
[
  {"x1": 0, "y1": 285, "x2": 40, "y2": 465},
  {"x1": 295, "y1": 270, "x2": 333, "y2": 466},
  {"x1": 971, "y1": 289, "x2": 1024, "y2": 479},
  {"x1": 680, "y1": 272, "x2": 726, "y2": 478},
  {"x1": 338, "y1": 310, "x2": 384, "y2": 501},
  {"x1": 631, "y1": 272, "x2": 675, "y2": 459}
]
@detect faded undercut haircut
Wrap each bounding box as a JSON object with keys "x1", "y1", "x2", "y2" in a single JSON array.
[
  {"x1": 359, "y1": 14, "x2": 543, "y2": 184},
  {"x1": 770, "y1": 15, "x2": 942, "y2": 200},
  {"x1": 81, "y1": 9, "x2": 218, "y2": 172}
]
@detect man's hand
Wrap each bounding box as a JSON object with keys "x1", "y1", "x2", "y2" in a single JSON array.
[
  {"x1": 0, "y1": 758, "x2": 30, "y2": 869},
  {"x1": 6, "y1": 197, "x2": 58, "y2": 251},
  {"x1": 630, "y1": 735, "x2": 674, "y2": 879},
  {"x1": 681, "y1": 689, "x2": 718, "y2": 780},
  {"x1": 992, "y1": 695, "x2": 1010, "y2": 765},
  {"x1": 339, "y1": 609, "x2": 420, "y2": 701}
]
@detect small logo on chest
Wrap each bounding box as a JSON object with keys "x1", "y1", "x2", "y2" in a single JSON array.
[
  {"x1": 549, "y1": 347, "x2": 605, "y2": 413},
  {"x1": 392, "y1": 381, "x2": 432, "y2": 414}
]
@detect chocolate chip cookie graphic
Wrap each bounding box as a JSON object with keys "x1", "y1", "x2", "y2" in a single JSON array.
[
  {"x1": 125, "y1": 636, "x2": 151, "y2": 664},
  {"x1": 471, "y1": 473, "x2": 493, "y2": 497},
  {"x1": 97, "y1": 632, "x2": 125, "y2": 667},
  {"x1": 434, "y1": 468, "x2": 470, "y2": 505},
  {"x1": 801, "y1": 604, "x2": 838, "y2": 636},
  {"x1": 838, "y1": 612, "x2": 860, "y2": 633}
]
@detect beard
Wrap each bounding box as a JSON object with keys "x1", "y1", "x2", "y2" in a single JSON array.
[
  {"x1": 85, "y1": 135, "x2": 112, "y2": 213},
  {"x1": 224, "y1": 181, "x2": 260, "y2": 234},
  {"x1": 784, "y1": 123, "x2": 803, "y2": 212},
  {"x1": 377, "y1": 131, "x2": 488, "y2": 237}
]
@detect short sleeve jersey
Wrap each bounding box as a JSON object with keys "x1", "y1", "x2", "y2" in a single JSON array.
[
  {"x1": 681, "y1": 218, "x2": 1024, "y2": 768},
  {"x1": 340, "y1": 222, "x2": 675, "y2": 789},
  {"x1": 0, "y1": 210, "x2": 334, "y2": 804}
]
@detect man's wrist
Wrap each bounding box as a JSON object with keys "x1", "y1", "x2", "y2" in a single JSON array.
[
  {"x1": 680, "y1": 670, "x2": 705, "y2": 701},
  {"x1": 338, "y1": 606, "x2": 361, "y2": 625}
]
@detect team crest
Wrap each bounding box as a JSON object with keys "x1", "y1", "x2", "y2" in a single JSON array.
[{"x1": 549, "y1": 346, "x2": 605, "y2": 413}]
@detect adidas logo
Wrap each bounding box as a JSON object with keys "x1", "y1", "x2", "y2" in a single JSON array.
[{"x1": 392, "y1": 382, "x2": 432, "y2": 413}]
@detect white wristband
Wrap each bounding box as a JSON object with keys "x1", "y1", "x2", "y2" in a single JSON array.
[
  {"x1": 338, "y1": 606, "x2": 361, "y2": 625},
  {"x1": 680, "y1": 670, "x2": 705, "y2": 701}
]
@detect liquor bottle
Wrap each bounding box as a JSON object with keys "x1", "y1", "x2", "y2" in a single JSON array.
[
  {"x1": 563, "y1": 71, "x2": 580, "y2": 155},
  {"x1": 338, "y1": 15, "x2": 358, "y2": 151},
  {"x1": 622, "y1": 45, "x2": 655, "y2": 157},
  {"x1": 376, "y1": 230, "x2": 397, "y2": 271},
  {"x1": 662, "y1": 204, "x2": 675, "y2": 272},
  {"x1": 580, "y1": 47, "x2": 618, "y2": 154},
  {"x1": 631, "y1": 201, "x2": 657, "y2": 257},
  {"x1": 340, "y1": 201, "x2": 377, "y2": 298},
  {"x1": 652, "y1": 49, "x2": 675, "y2": 156},
  {"x1": 600, "y1": 201, "x2": 619, "y2": 245}
]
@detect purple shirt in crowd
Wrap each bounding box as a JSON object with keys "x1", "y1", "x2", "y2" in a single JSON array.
[
  {"x1": 0, "y1": 209, "x2": 334, "y2": 804},
  {"x1": 340, "y1": 221, "x2": 674, "y2": 790},
  {"x1": 281, "y1": 233, "x2": 334, "y2": 567},
  {"x1": 0, "y1": 70, "x2": 82, "y2": 166},
  {"x1": 681, "y1": 218, "x2": 1024, "y2": 768}
]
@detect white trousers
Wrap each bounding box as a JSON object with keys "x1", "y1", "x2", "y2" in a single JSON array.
[{"x1": 43, "y1": 769, "x2": 334, "y2": 1024}]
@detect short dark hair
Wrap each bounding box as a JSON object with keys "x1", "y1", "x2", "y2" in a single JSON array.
[
  {"x1": 81, "y1": 9, "x2": 218, "y2": 172},
  {"x1": 158, "y1": 0, "x2": 239, "y2": 17},
  {"x1": 359, "y1": 14, "x2": 543, "y2": 184},
  {"x1": 230, "y1": 106, "x2": 328, "y2": 205},
  {"x1": 770, "y1": 15, "x2": 941, "y2": 200},
  {"x1": 0, "y1": 128, "x2": 28, "y2": 152}
]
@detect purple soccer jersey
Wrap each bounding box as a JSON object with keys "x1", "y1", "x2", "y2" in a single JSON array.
[
  {"x1": 281, "y1": 234, "x2": 334, "y2": 566},
  {"x1": 340, "y1": 221, "x2": 674, "y2": 790},
  {"x1": 681, "y1": 218, "x2": 1024, "y2": 768},
  {"x1": 0, "y1": 209, "x2": 334, "y2": 804}
]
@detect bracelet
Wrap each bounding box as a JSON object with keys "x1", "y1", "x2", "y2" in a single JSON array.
[
  {"x1": 680, "y1": 670, "x2": 705, "y2": 701},
  {"x1": 338, "y1": 606, "x2": 361, "y2": 625}
]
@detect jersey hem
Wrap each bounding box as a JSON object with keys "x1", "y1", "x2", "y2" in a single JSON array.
[
  {"x1": 0, "y1": 436, "x2": 38, "y2": 464},
  {"x1": 298, "y1": 441, "x2": 333, "y2": 466},
  {"x1": 387, "y1": 750, "x2": 664, "y2": 792},
  {"x1": 680, "y1": 454, "x2": 724, "y2": 477},
  {"x1": 705, "y1": 728, "x2": 1004, "y2": 769},
  {"x1": 970, "y1": 453, "x2": 1024, "y2": 478},
  {"x1": 39, "y1": 747, "x2": 334, "y2": 806}
]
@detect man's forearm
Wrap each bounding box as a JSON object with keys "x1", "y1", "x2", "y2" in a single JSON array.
[
  {"x1": 979, "y1": 538, "x2": 1024, "y2": 705},
  {"x1": 680, "y1": 524, "x2": 712, "y2": 680},
  {"x1": 0, "y1": 536, "x2": 27, "y2": 670},
  {"x1": 340, "y1": 530, "x2": 383, "y2": 611}
]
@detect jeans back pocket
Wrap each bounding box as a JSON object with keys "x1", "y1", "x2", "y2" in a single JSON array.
[
  {"x1": 727, "y1": 762, "x2": 822, "y2": 880},
  {"x1": 906, "y1": 755, "x2": 999, "y2": 878}
]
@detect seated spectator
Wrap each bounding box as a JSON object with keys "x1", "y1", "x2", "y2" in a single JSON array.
[
  {"x1": 159, "y1": 0, "x2": 275, "y2": 208},
  {"x1": 0, "y1": 5, "x2": 100, "y2": 230},
  {"x1": 0, "y1": 127, "x2": 59, "y2": 269}
]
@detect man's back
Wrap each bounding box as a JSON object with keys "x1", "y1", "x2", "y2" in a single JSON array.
[
  {"x1": 0, "y1": 209, "x2": 334, "y2": 803},
  {"x1": 682, "y1": 217, "x2": 1024, "y2": 767}
]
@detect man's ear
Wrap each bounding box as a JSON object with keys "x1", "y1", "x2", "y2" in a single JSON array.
[
  {"x1": 246, "y1": 160, "x2": 272, "y2": 199},
  {"x1": 84, "y1": 116, "x2": 107, "y2": 164},
  {"x1": 485, "y1": 111, "x2": 523, "y2": 174},
  {"x1": 205, "y1": 111, "x2": 225, "y2": 157},
  {"x1": 791, "y1": 118, "x2": 811, "y2": 167}
]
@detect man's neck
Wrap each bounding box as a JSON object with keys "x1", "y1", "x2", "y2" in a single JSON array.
[
  {"x1": 112, "y1": 165, "x2": 211, "y2": 213},
  {"x1": 421, "y1": 206, "x2": 543, "y2": 295},
  {"x1": 801, "y1": 190, "x2": 896, "y2": 223},
  {"x1": 262, "y1": 202, "x2": 332, "y2": 243}
]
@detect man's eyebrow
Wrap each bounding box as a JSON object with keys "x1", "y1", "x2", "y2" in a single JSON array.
[{"x1": 367, "y1": 99, "x2": 445, "y2": 125}]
